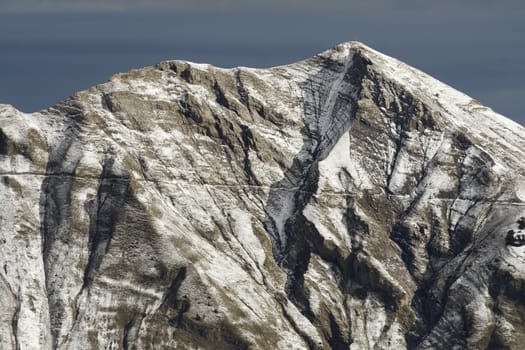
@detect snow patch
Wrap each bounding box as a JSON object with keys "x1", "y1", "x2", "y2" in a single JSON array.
[{"x1": 229, "y1": 208, "x2": 266, "y2": 267}]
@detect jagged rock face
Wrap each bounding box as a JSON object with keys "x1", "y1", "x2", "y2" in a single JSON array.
[{"x1": 0, "y1": 42, "x2": 524, "y2": 350}]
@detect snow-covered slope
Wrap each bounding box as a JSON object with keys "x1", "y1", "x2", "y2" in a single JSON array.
[{"x1": 1, "y1": 41, "x2": 524, "y2": 349}]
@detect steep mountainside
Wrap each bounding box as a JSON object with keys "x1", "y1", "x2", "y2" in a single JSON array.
[{"x1": 1, "y1": 41, "x2": 524, "y2": 349}]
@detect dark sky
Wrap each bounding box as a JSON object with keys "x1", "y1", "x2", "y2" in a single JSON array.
[{"x1": 1, "y1": 0, "x2": 524, "y2": 125}]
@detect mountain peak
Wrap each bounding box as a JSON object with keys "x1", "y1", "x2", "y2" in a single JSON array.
[{"x1": 1, "y1": 42, "x2": 524, "y2": 349}]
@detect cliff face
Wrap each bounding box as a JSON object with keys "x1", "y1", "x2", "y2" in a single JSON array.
[{"x1": 1, "y1": 42, "x2": 525, "y2": 349}]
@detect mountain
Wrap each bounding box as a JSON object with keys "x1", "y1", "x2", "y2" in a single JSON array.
[{"x1": 1, "y1": 41, "x2": 524, "y2": 350}]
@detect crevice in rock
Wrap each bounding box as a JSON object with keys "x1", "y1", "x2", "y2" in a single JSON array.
[
  {"x1": 213, "y1": 114, "x2": 235, "y2": 152},
  {"x1": 179, "y1": 93, "x2": 203, "y2": 123},
  {"x1": 12, "y1": 291, "x2": 20, "y2": 350},
  {"x1": 234, "y1": 70, "x2": 250, "y2": 110},
  {"x1": 326, "y1": 312, "x2": 352, "y2": 350},
  {"x1": 213, "y1": 81, "x2": 230, "y2": 109},
  {"x1": 263, "y1": 50, "x2": 370, "y2": 348},
  {"x1": 239, "y1": 124, "x2": 260, "y2": 186},
  {"x1": 277, "y1": 300, "x2": 319, "y2": 350},
  {"x1": 162, "y1": 267, "x2": 187, "y2": 309},
  {"x1": 0, "y1": 128, "x2": 8, "y2": 155},
  {"x1": 82, "y1": 157, "x2": 130, "y2": 290},
  {"x1": 158, "y1": 267, "x2": 190, "y2": 331},
  {"x1": 39, "y1": 99, "x2": 86, "y2": 348},
  {"x1": 385, "y1": 130, "x2": 407, "y2": 194},
  {"x1": 101, "y1": 93, "x2": 115, "y2": 113},
  {"x1": 122, "y1": 318, "x2": 135, "y2": 350},
  {"x1": 180, "y1": 66, "x2": 193, "y2": 83}
]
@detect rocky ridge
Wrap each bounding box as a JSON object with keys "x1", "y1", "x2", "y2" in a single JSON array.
[{"x1": 0, "y1": 41, "x2": 525, "y2": 349}]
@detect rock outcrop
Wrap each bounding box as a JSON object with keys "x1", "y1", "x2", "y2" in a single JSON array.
[{"x1": 1, "y1": 42, "x2": 524, "y2": 349}]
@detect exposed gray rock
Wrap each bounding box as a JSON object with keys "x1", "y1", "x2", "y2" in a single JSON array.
[{"x1": 0, "y1": 41, "x2": 524, "y2": 349}]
